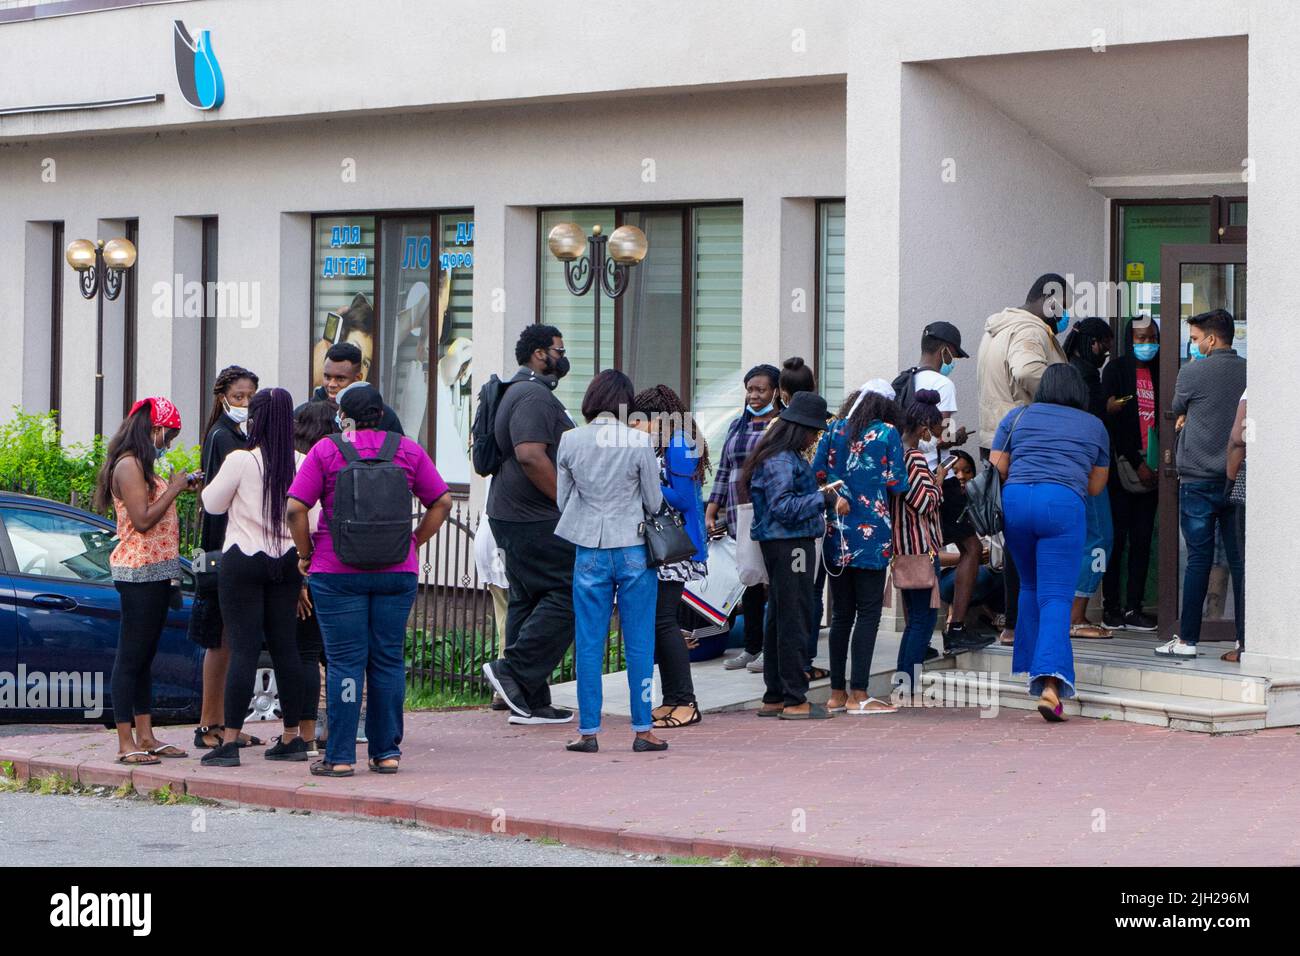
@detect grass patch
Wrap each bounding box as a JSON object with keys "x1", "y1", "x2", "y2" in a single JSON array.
[
  {"x1": 0, "y1": 761, "x2": 21, "y2": 793},
  {"x1": 532, "y1": 836, "x2": 563, "y2": 847},
  {"x1": 112, "y1": 779, "x2": 135, "y2": 799},
  {"x1": 148, "y1": 783, "x2": 206, "y2": 806},
  {"x1": 667, "y1": 855, "x2": 715, "y2": 866},
  {"x1": 405, "y1": 685, "x2": 491, "y2": 711},
  {"x1": 33, "y1": 772, "x2": 75, "y2": 796}
]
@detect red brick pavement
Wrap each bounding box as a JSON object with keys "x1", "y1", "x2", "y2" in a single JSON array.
[{"x1": 3, "y1": 707, "x2": 1298, "y2": 866}]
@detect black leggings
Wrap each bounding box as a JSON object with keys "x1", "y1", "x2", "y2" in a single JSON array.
[
  {"x1": 827, "y1": 565, "x2": 887, "y2": 692},
  {"x1": 296, "y1": 582, "x2": 323, "y2": 723},
  {"x1": 741, "y1": 583, "x2": 768, "y2": 656},
  {"x1": 112, "y1": 580, "x2": 172, "y2": 724},
  {"x1": 654, "y1": 579, "x2": 696, "y2": 706},
  {"x1": 218, "y1": 547, "x2": 304, "y2": 731}
]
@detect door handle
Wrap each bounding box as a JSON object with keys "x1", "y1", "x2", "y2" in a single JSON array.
[{"x1": 31, "y1": 593, "x2": 78, "y2": 611}]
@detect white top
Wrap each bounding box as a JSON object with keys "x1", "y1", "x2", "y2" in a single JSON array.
[
  {"x1": 912, "y1": 368, "x2": 958, "y2": 470},
  {"x1": 201, "y1": 449, "x2": 315, "y2": 557}
]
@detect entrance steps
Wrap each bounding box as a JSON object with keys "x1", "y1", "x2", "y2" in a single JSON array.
[
  {"x1": 893, "y1": 637, "x2": 1300, "y2": 733},
  {"x1": 548, "y1": 633, "x2": 1300, "y2": 734}
]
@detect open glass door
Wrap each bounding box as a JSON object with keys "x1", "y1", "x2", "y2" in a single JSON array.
[{"x1": 1157, "y1": 243, "x2": 1247, "y2": 641}]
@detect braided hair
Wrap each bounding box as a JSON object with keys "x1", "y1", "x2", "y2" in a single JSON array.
[
  {"x1": 203, "y1": 365, "x2": 259, "y2": 444},
  {"x1": 633, "y1": 384, "x2": 712, "y2": 482}
]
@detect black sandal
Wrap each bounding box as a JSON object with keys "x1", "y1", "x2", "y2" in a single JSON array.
[
  {"x1": 309, "y1": 759, "x2": 354, "y2": 777},
  {"x1": 805, "y1": 667, "x2": 831, "y2": 682},
  {"x1": 194, "y1": 725, "x2": 223, "y2": 749},
  {"x1": 368, "y1": 758, "x2": 400, "y2": 774},
  {"x1": 652, "y1": 702, "x2": 701, "y2": 729}
]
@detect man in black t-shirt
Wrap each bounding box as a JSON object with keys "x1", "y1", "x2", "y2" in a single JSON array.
[{"x1": 481, "y1": 325, "x2": 577, "y2": 725}]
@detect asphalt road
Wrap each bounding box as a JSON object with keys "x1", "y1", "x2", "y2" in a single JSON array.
[{"x1": 0, "y1": 790, "x2": 660, "y2": 867}]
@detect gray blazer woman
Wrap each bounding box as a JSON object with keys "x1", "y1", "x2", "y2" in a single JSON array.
[{"x1": 555, "y1": 413, "x2": 664, "y2": 546}]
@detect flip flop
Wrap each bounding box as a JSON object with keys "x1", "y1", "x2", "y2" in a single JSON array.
[
  {"x1": 117, "y1": 751, "x2": 160, "y2": 765},
  {"x1": 147, "y1": 744, "x2": 188, "y2": 758},
  {"x1": 846, "y1": 697, "x2": 897, "y2": 715},
  {"x1": 236, "y1": 734, "x2": 265, "y2": 748},
  {"x1": 1069, "y1": 624, "x2": 1113, "y2": 639},
  {"x1": 825, "y1": 698, "x2": 849, "y2": 714},
  {"x1": 1221, "y1": 648, "x2": 1241, "y2": 662},
  {"x1": 368, "y1": 758, "x2": 400, "y2": 774},
  {"x1": 778, "y1": 703, "x2": 834, "y2": 720},
  {"x1": 309, "y1": 759, "x2": 354, "y2": 777},
  {"x1": 756, "y1": 706, "x2": 784, "y2": 718}
]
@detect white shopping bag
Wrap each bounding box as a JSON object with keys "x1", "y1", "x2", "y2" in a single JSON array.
[
  {"x1": 734, "y1": 502, "x2": 770, "y2": 587},
  {"x1": 683, "y1": 534, "x2": 746, "y2": 628}
]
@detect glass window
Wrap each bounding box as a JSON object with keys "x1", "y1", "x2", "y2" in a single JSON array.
[
  {"x1": 540, "y1": 208, "x2": 616, "y2": 416},
  {"x1": 433, "y1": 213, "x2": 475, "y2": 486},
  {"x1": 1, "y1": 508, "x2": 115, "y2": 583},
  {"x1": 378, "y1": 215, "x2": 434, "y2": 447},
  {"x1": 311, "y1": 216, "x2": 378, "y2": 391},
  {"x1": 691, "y1": 205, "x2": 744, "y2": 463},
  {"x1": 620, "y1": 209, "x2": 685, "y2": 398},
  {"x1": 818, "y1": 201, "x2": 846, "y2": 409}
]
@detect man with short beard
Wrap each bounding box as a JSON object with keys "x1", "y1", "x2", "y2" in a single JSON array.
[{"x1": 481, "y1": 325, "x2": 578, "y2": 725}]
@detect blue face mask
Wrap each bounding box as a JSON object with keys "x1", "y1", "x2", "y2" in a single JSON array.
[
  {"x1": 939, "y1": 349, "x2": 955, "y2": 377},
  {"x1": 1055, "y1": 308, "x2": 1070, "y2": 335},
  {"x1": 1132, "y1": 342, "x2": 1159, "y2": 362},
  {"x1": 1189, "y1": 341, "x2": 1208, "y2": 361},
  {"x1": 749, "y1": 402, "x2": 775, "y2": 417}
]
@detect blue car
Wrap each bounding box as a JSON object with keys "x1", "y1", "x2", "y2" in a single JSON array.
[{"x1": 0, "y1": 492, "x2": 204, "y2": 726}]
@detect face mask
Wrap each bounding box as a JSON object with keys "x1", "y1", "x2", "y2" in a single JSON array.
[
  {"x1": 1132, "y1": 343, "x2": 1159, "y2": 362},
  {"x1": 334, "y1": 412, "x2": 344, "y2": 430},
  {"x1": 1055, "y1": 308, "x2": 1070, "y2": 335},
  {"x1": 554, "y1": 355, "x2": 570, "y2": 379},
  {"x1": 155, "y1": 443, "x2": 169, "y2": 462},
  {"x1": 939, "y1": 349, "x2": 955, "y2": 377},
  {"x1": 1189, "y1": 341, "x2": 1210, "y2": 361},
  {"x1": 750, "y1": 402, "x2": 775, "y2": 417},
  {"x1": 224, "y1": 402, "x2": 249, "y2": 424}
]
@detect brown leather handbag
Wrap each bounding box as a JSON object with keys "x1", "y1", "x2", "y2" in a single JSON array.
[{"x1": 888, "y1": 552, "x2": 941, "y2": 609}]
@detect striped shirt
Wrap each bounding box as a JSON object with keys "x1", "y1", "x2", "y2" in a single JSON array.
[
  {"x1": 891, "y1": 448, "x2": 943, "y2": 556},
  {"x1": 707, "y1": 414, "x2": 770, "y2": 536}
]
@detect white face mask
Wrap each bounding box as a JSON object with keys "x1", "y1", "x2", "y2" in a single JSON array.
[{"x1": 224, "y1": 402, "x2": 249, "y2": 424}]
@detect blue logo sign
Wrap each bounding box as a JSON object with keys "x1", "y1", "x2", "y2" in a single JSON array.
[{"x1": 173, "y1": 20, "x2": 225, "y2": 110}]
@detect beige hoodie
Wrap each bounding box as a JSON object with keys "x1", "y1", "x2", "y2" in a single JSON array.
[{"x1": 975, "y1": 307, "x2": 1068, "y2": 448}]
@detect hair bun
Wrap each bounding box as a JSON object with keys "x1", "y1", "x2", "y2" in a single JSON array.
[
  {"x1": 783, "y1": 356, "x2": 806, "y2": 371},
  {"x1": 913, "y1": 388, "x2": 941, "y2": 406}
]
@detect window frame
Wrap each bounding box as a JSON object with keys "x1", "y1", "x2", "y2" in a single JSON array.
[
  {"x1": 534, "y1": 200, "x2": 741, "y2": 409},
  {"x1": 308, "y1": 208, "x2": 474, "y2": 494},
  {"x1": 49, "y1": 221, "x2": 64, "y2": 426},
  {"x1": 122, "y1": 218, "x2": 139, "y2": 417},
  {"x1": 814, "y1": 197, "x2": 846, "y2": 408}
]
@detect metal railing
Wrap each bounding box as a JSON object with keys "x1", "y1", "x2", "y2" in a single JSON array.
[{"x1": 406, "y1": 500, "x2": 626, "y2": 697}]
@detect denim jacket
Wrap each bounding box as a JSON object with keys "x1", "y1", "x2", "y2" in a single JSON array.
[{"x1": 750, "y1": 450, "x2": 826, "y2": 541}]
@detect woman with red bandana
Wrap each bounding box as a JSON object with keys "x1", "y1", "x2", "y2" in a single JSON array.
[{"x1": 93, "y1": 397, "x2": 199, "y2": 765}]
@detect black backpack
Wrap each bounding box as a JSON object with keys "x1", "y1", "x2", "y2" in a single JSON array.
[
  {"x1": 960, "y1": 407, "x2": 1028, "y2": 538},
  {"x1": 470, "y1": 374, "x2": 512, "y2": 477},
  {"x1": 891, "y1": 366, "x2": 923, "y2": 410},
  {"x1": 328, "y1": 432, "x2": 412, "y2": 569}
]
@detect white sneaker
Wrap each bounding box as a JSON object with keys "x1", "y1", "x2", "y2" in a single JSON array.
[
  {"x1": 745, "y1": 652, "x2": 766, "y2": 673},
  {"x1": 724, "y1": 650, "x2": 758, "y2": 670},
  {"x1": 1154, "y1": 638, "x2": 1197, "y2": 658}
]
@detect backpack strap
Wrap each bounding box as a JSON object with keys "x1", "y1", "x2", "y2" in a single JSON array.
[
  {"x1": 374, "y1": 431, "x2": 402, "y2": 463},
  {"x1": 330, "y1": 433, "x2": 361, "y2": 463}
]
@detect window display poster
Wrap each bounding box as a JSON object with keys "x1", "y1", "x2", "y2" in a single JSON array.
[{"x1": 312, "y1": 217, "x2": 377, "y2": 391}]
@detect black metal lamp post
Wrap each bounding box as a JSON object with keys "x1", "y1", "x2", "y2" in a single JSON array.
[
  {"x1": 66, "y1": 237, "x2": 137, "y2": 437},
  {"x1": 546, "y1": 222, "x2": 648, "y2": 368}
]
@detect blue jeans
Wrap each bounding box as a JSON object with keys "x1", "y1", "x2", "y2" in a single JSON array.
[
  {"x1": 1074, "y1": 486, "x2": 1113, "y2": 598},
  {"x1": 896, "y1": 555, "x2": 941, "y2": 683},
  {"x1": 310, "y1": 572, "x2": 418, "y2": 766},
  {"x1": 1003, "y1": 483, "x2": 1084, "y2": 699},
  {"x1": 573, "y1": 544, "x2": 658, "y2": 735},
  {"x1": 1179, "y1": 480, "x2": 1245, "y2": 646}
]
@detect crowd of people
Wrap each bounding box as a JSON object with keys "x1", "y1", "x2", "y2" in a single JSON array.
[{"x1": 97, "y1": 280, "x2": 1249, "y2": 766}]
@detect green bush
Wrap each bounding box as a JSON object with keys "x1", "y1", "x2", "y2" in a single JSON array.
[{"x1": 0, "y1": 408, "x2": 201, "y2": 522}]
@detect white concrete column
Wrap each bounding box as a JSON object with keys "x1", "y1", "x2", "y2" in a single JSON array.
[
  {"x1": 467, "y1": 201, "x2": 536, "y2": 512},
  {"x1": 740, "y1": 193, "x2": 782, "y2": 373},
  {"x1": 1239, "y1": 0, "x2": 1300, "y2": 670},
  {"x1": 277, "y1": 213, "x2": 314, "y2": 399},
  {"x1": 97, "y1": 218, "x2": 128, "y2": 425},
  {"x1": 779, "y1": 197, "x2": 818, "y2": 368},
  {"x1": 844, "y1": 57, "x2": 903, "y2": 384}
]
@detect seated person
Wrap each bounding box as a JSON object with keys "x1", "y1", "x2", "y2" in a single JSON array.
[{"x1": 938, "y1": 451, "x2": 1004, "y2": 626}]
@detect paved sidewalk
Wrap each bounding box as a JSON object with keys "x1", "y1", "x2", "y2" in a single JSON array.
[{"x1": 3, "y1": 707, "x2": 1298, "y2": 866}]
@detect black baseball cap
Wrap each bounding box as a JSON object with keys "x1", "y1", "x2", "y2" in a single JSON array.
[{"x1": 923, "y1": 321, "x2": 969, "y2": 358}]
